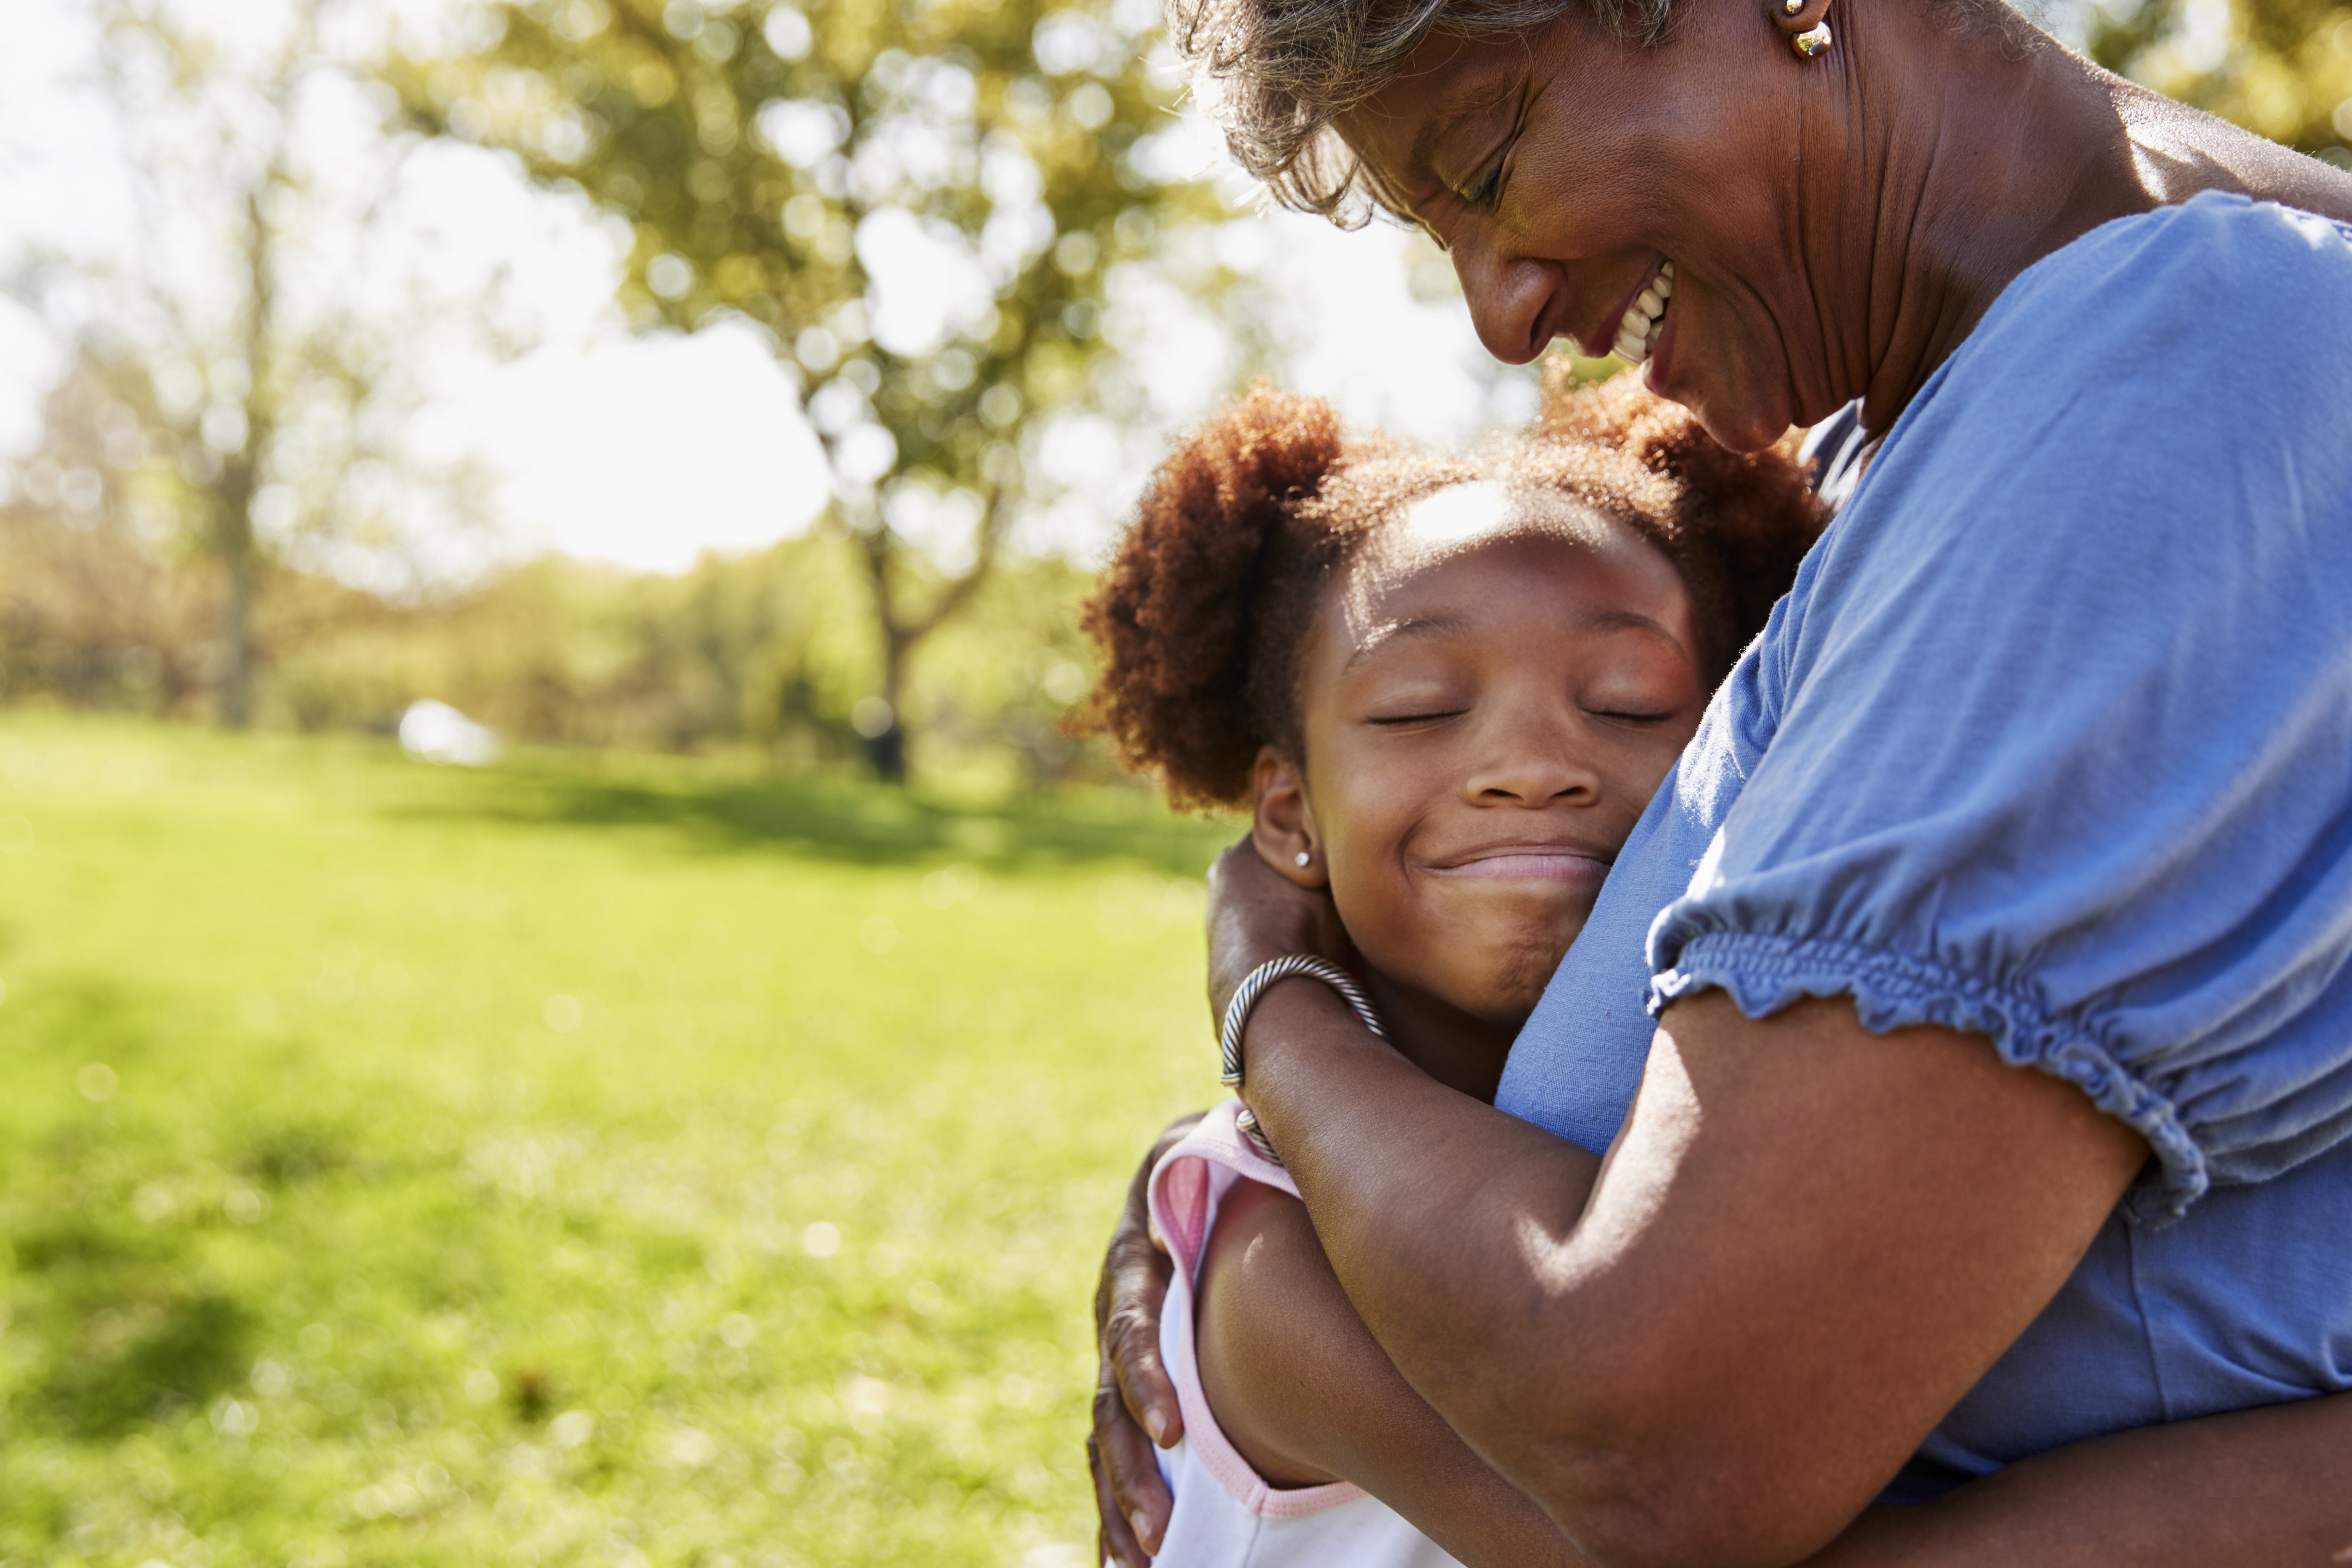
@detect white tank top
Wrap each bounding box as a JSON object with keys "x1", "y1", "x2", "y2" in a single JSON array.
[{"x1": 1144, "y1": 1098, "x2": 1465, "y2": 1568}]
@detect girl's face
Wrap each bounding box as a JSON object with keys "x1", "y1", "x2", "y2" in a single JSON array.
[{"x1": 1253, "y1": 482, "x2": 1707, "y2": 1031}]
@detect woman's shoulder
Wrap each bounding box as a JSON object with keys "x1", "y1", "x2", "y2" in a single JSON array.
[
  {"x1": 1965, "y1": 192, "x2": 2352, "y2": 394},
  {"x1": 1861, "y1": 190, "x2": 2352, "y2": 538}
]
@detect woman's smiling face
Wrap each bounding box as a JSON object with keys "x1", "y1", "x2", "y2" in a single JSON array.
[
  {"x1": 1269, "y1": 482, "x2": 1707, "y2": 1028},
  {"x1": 1334, "y1": 6, "x2": 1842, "y2": 452}
]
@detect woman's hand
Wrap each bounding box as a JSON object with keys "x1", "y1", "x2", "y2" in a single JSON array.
[
  {"x1": 1089, "y1": 1110, "x2": 1202, "y2": 1568},
  {"x1": 1206, "y1": 839, "x2": 1351, "y2": 1017},
  {"x1": 1089, "y1": 841, "x2": 1348, "y2": 1567}
]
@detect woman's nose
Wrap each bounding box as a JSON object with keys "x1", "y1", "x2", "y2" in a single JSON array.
[{"x1": 1453, "y1": 235, "x2": 1557, "y2": 366}]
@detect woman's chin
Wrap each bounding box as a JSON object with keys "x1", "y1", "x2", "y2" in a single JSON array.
[{"x1": 1652, "y1": 341, "x2": 1788, "y2": 454}]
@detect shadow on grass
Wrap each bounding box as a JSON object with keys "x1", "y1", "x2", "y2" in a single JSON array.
[
  {"x1": 15, "y1": 1219, "x2": 254, "y2": 1438},
  {"x1": 398, "y1": 762, "x2": 1239, "y2": 875}
]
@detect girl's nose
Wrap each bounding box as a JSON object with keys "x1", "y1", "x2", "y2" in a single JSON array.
[{"x1": 1463, "y1": 732, "x2": 1599, "y2": 807}]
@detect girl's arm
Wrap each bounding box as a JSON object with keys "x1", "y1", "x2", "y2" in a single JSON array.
[
  {"x1": 1183, "y1": 1176, "x2": 2352, "y2": 1568},
  {"x1": 1195, "y1": 1176, "x2": 1599, "y2": 1568}
]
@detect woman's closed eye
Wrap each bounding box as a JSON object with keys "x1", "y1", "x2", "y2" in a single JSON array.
[{"x1": 1463, "y1": 142, "x2": 1512, "y2": 212}]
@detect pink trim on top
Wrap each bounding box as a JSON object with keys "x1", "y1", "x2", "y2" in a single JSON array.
[{"x1": 1147, "y1": 1098, "x2": 1368, "y2": 1520}]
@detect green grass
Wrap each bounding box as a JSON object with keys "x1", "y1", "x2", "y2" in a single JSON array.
[{"x1": 0, "y1": 712, "x2": 1234, "y2": 1567}]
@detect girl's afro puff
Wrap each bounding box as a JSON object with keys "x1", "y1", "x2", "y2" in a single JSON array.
[
  {"x1": 1078, "y1": 373, "x2": 1825, "y2": 812},
  {"x1": 1076, "y1": 385, "x2": 1369, "y2": 811}
]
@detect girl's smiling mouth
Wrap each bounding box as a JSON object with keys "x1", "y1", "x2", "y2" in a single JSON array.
[{"x1": 1423, "y1": 845, "x2": 1614, "y2": 881}]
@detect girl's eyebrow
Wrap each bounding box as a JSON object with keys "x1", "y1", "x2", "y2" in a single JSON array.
[
  {"x1": 1344, "y1": 614, "x2": 1473, "y2": 669},
  {"x1": 1576, "y1": 607, "x2": 1675, "y2": 638},
  {"x1": 1576, "y1": 607, "x2": 1705, "y2": 674}
]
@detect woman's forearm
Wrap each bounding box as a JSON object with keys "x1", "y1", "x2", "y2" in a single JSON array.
[
  {"x1": 1194, "y1": 1163, "x2": 2352, "y2": 1568},
  {"x1": 1240, "y1": 984, "x2": 2146, "y2": 1568},
  {"x1": 1194, "y1": 1150, "x2": 2352, "y2": 1568},
  {"x1": 1803, "y1": 1392, "x2": 2352, "y2": 1568},
  {"x1": 1194, "y1": 1176, "x2": 1600, "y2": 1568}
]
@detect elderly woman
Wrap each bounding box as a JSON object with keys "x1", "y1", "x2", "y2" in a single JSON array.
[{"x1": 1086, "y1": 0, "x2": 2352, "y2": 1563}]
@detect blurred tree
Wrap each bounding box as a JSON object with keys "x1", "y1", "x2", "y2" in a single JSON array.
[
  {"x1": 3, "y1": 0, "x2": 520, "y2": 727},
  {"x1": 2080, "y1": 0, "x2": 2352, "y2": 160},
  {"x1": 389, "y1": 0, "x2": 1227, "y2": 779}
]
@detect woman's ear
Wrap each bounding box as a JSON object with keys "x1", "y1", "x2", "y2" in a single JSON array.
[{"x1": 1250, "y1": 746, "x2": 1328, "y2": 889}]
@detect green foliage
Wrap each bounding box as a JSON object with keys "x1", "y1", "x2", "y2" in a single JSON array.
[
  {"x1": 10, "y1": 1, "x2": 516, "y2": 727},
  {"x1": 0, "y1": 710, "x2": 1234, "y2": 1564},
  {"x1": 385, "y1": 0, "x2": 1229, "y2": 772},
  {"x1": 2085, "y1": 0, "x2": 2352, "y2": 159},
  {"x1": 0, "y1": 501, "x2": 1118, "y2": 782}
]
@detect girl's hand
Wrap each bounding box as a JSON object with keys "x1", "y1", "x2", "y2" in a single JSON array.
[
  {"x1": 1207, "y1": 839, "x2": 1350, "y2": 1017},
  {"x1": 1089, "y1": 1110, "x2": 1203, "y2": 1568}
]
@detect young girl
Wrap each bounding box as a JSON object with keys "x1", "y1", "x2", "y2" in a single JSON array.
[{"x1": 1077, "y1": 374, "x2": 1823, "y2": 1566}]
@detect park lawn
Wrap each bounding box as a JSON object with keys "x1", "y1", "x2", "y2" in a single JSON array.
[{"x1": 0, "y1": 712, "x2": 1234, "y2": 1568}]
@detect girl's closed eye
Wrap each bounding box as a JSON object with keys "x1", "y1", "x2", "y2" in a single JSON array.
[{"x1": 1367, "y1": 703, "x2": 1468, "y2": 727}]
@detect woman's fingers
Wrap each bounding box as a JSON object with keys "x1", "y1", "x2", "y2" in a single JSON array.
[
  {"x1": 1099, "y1": 1225, "x2": 1181, "y2": 1446},
  {"x1": 1088, "y1": 1114, "x2": 1202, "y2": 1560},
  {"x1": 1206, "y1": 839, "x2": 1350, "y2": 1015},
  {"x1": 1092, "y1": 1357, "x2": 1173, "y2": 1563},
  {"x1": 1088, "y1": 1429, "x2": 1148, "y2": 1568},
  {"x1": 1092, "y1": 1224, "x2": 1179, "y2": 1553}
]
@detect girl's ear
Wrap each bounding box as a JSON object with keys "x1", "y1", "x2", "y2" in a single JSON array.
[{"x1": 1250, "y1": 746, "x2": 1328, "y2": 889}]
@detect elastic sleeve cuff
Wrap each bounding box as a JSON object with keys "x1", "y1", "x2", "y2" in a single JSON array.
[{"x1": 1647, "y1": 931, "x2": 2208, "y2": 1224}]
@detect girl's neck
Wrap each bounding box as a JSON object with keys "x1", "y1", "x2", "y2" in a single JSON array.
[{"x1": 1354, "y1": 963, "x2": 1518, "y2": 1105}]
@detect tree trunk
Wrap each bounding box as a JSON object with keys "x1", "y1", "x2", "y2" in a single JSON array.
[
  {"x1": 848, "y1": 488, "x2": 1009, "y2": 787},
  {"x1": 217, "y1": 184, "x2": 276, "y2": 731},
  {"x1": 865, "y1": 632, "x2": 909, "y2": 784},
  {"x1": 219, "y1": 527, "x2": 258, "y2": 729}
]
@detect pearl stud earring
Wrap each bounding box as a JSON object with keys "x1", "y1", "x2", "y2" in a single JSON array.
[{"x1": 1295, "y1": 851, "x2": 1312, "y2": 867}]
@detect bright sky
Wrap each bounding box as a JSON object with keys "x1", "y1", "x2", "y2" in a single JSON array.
[{"x1": 0, "y1": 0, "x2": 1535, "y2": 576}]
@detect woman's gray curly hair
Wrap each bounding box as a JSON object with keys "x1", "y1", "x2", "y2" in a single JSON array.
[{"x1": 1168, "y1": 0, "x2": 1675, "y2": 223}]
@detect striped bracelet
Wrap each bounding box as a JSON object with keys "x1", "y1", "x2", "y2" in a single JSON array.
[{"x1": 1218, "y1": 956, "x2": 1388, "y2": 1164}]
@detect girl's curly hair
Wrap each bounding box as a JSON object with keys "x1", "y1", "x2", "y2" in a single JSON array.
[{"x1": 1077, "y1": 370, "x2": 1825, "y2": 811}]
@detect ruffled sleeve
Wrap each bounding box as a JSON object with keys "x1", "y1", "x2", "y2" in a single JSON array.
[{"x1": 1646, "y1": 194, "x2": 2352, "y2": 1223}]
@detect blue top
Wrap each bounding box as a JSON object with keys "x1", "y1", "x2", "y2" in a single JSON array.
[{"x1": 1497, "y1": 191, "x2": 2352, "y2": 1497}]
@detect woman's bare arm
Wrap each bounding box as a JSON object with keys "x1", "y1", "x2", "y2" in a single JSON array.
[
  {"x1": 1187, "y1": 835, "x2": 2138, "y2": 1566},
  {"x1": 1241, "y1": 976, "x2": 2145, "y2": 1568},
  {"x1": 1095, "y1": 844, "x2": 2350, "y2": 1565},
  {"x1": 1158, "y1": 1164, "x2": 2352, "y2": 1568},
  {"x1": 1196, "y1": 1177, "x2": 1600, "y2": 1568}
]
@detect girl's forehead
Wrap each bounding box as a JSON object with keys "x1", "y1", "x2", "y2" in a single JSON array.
[
  {"x1": 1326, "y1": 481, "x2": 1686, "y2": 653},
  {"x1": 1360, "y1": 481, "x2": 1622, "y2": 586}
]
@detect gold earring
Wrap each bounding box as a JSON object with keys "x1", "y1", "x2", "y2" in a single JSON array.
[{"x1": 1773, "y1": 0, "x2": 1832, "y2": 56}]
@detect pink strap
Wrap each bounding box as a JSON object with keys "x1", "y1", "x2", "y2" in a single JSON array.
[{"x1": 1146, "y1": 1099, "x2": 1367, "y2": 1519}]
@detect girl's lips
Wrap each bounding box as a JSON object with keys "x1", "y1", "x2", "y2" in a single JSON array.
[{"x1": 1423, "y1": 850, "x2": 1612, "y2": 882}]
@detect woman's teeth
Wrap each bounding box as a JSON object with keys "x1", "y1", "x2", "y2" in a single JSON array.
[{"x1": 1612, "y1": 260, "x2": 1674, "y2": 364}]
